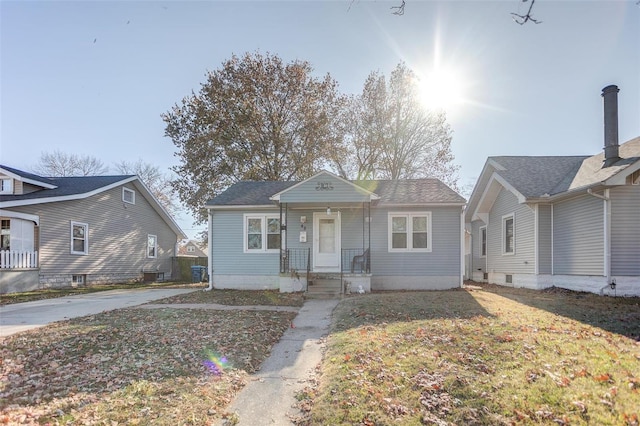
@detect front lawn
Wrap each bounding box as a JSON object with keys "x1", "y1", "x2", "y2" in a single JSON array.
[
  {"x1": 307, "y1": 285, "x2": 640, "y2": 425},
  {"x1": 0, "y1": 293, "x2": 297, "y2": 425}
]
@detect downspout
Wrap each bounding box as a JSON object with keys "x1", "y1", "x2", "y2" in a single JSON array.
[
  {"x1": 587, "y1": 188, "x2": 612, "y2": 295},
  {"x1": 460, "y1": 206, "x2": 464, "y2": 287},
  {"x1": 205, "y1": 209, "x2": 214, "y2": 291}
]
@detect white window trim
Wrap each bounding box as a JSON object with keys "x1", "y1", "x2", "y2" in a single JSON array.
[
  {"x1": 147, "y1": 234, "x2": 157, "y2": 258},
  {"x1": 502, "y1": 213, "x2": 515, "y2": 255},
  {"x1": 387, "y1": 211, "x2": 432, "y2": 253},
  {"x1": 0, "y1": 178, "x2": 13, "y2": 194},
  {"x1": 122, "y1": 187, "x2": 136, "y2": 204},
  {"x1": 479, "y1": 225, "x2": 487, "y2": 258},
  {"x1": 70, "y1": 221, "x2": 89, "y2": 255},
  {"x1": 243, "y1": 214, "x2": 281, "y2": 254}
]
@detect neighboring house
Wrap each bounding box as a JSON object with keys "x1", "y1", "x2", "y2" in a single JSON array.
[
  {"x1": 465, "y1": 85, "x2": 640, "y2": 296},
  {"x1": 0, "y1": 165, "x2": 186, "y2": 293},
  {"x1": 205, "y1": 171, "x2": 466, "y2": 294},
  {"x1": 177, "y1": 240, "x2": 207, "y2": 258}
]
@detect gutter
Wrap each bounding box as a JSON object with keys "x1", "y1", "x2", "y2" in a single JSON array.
[{"x1": 586, "y1": 188, "x2": 613, "y2": 295}]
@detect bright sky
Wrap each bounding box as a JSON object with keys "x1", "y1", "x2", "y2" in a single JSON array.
[{"x1": 1, "y1": 1, "x2": 639, "y2": 239}]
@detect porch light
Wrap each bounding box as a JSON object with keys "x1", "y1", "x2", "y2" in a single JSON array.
[{"x1": 326, "y1": 206, "x2": 331, "y2": 215}]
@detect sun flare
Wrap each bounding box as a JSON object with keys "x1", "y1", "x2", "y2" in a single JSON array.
[{"x1": 417, "y1": 68, "x2": 465, "y2": 112}]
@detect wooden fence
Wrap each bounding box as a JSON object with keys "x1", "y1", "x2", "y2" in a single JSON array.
[{"x1": 172, "y1": 256, "x2": 208, "y2": 282}]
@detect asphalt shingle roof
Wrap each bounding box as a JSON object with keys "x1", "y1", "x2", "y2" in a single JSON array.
[
  {"x1": 488, "y1": 137, "x2": 640, "y2": 198},
  {"x1": 489, "y1": 156, "x2": 589, "y2": 197},
  {"x1": 0, "y1": 175, "x2": 135, "y2": 202},
  {"x1": 0, "y1": 164, "x2": 58, "y2": 187},
  {"x1": 207, "y1": 178, "x2": 465, "y2": 207}
]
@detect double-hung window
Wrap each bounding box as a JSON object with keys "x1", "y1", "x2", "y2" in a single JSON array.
[
  {"x1": 480, "y1": 226, "x2": 487, "y2": 257},
  {"x1": 70, "y1": 221, "x2": 89, "y2": 255},
  {"x1": 147, "y1": 234, "x2": 157, "y2": 258},
  {"x1": 388, "y1": 212, "x2": 432, "y2": 252},
  {"x1": 502, "y1": 214, "x2": 515, "y2": 255},
  {"x1": 244, "y1": 214, "x2": 280, "y2": 253}
]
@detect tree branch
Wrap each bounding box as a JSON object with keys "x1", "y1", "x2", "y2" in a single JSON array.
[
  {"x1": 511, "y1": 0, "x2": 542, "y2": 25},
  {"x1": 391, "y1": 0, "x2": 405, "y2": 16}
]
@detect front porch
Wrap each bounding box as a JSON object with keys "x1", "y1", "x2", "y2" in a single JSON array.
[
  {"x1": 279, "y1": 247, "x2": 371, "y2": 296},
  {"x1": 0, "y1": 250, "x2": 40, "y2": 293}
]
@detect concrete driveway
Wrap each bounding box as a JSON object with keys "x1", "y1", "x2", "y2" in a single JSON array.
[{"x1": 0, "y1": 287, "x2": 197, "y2": 337}]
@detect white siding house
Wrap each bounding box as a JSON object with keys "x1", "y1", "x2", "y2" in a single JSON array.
[{"x1": 465, "y1": 85, "x2": 640, "y2": 296}]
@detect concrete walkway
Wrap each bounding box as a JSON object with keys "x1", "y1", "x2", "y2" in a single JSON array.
[
  {"x1": 0, "y1": 287, "x2": 196, "y2": 337},
  {"x1": 220, "y1": 298, "x2": 340, "y2": 425}
]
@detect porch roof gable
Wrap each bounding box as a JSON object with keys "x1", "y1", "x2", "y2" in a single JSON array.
[{"x1": 270, "y1": 171, "x2": 379, "y2": 203}]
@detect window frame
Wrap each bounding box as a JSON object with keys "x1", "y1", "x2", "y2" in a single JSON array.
[
  {"x1": 147, "y1": 234, "x2": 158, "y2": 258},
  {"x1": 479, "y1": 225, "x2": 487, "y2": 257},
  {"x1": 502, "y1": 213, "x2": 515, "y2": 255},
  {"x1": 70, "y1": 221, "x2": 89, "y2": 255},
  {"x1": 243, "y1": 214, "x2": 281, "y2": 254},
  {"x1": 387, "y1": 212, "x2": 432, "y2": 253},
  {"x1": 122, "y1": 187, "x2": 136, "y2": 204},
  {"x1": 0, "y1": 178, "x2": 13, "y2": 194}
]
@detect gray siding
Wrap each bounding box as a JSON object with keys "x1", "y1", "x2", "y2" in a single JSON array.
[
  {"x1": 212, "y1": 206, "x2": 371, "y2": 275},
  {"x1": 211, "y1": 209, "x2": 280, "y2": 275},
  {"x1": 611, "y1": 185, "x2": 640, "y2": 275},
  {"x1": 279, "y1": 174, "x2": 370, "y2": 203},
  {"x1": 487, "y1": 188, "x2": 535, "y2": 274},
  {"x1": 553, "y1": 194, "x2": 604, "y2": 275},
  {"x1": 212, "y1": 204, "x2": 461, "y2": 277},
  {"x1": 470, "y1": 220, "x2": 486, "y2": 274},
  {"x1": 370, "y1": 206, "x2": 461, "y2": 276},
  {"x1": 537, "y1": 204, "x2": 552, "y2": 274},
  {"x1": 9, "y1": 184, "x2": 178, "y2": 278}
]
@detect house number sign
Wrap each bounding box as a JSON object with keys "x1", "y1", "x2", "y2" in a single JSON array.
[{"x1": 315, "y1": 182, "x2": 334, "y2": 191}]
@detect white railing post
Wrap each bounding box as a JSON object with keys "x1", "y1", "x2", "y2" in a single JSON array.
[{"x1": 0, "y1": 250, "x2": 38, "y2": 269}]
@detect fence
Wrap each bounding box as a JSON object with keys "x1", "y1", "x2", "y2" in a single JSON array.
[
  {"x1": 0, "y1": 250, "x2": 38, "y2": 269},
  {"x1": 172, "y1": 257, "x2": 208, "y2": 282}
]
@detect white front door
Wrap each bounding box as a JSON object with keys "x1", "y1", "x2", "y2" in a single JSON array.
[{"x1": 313, "y1": 212, "x2": 341, "y2": 272}]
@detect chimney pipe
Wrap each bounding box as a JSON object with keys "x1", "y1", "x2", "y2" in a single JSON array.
[{"x1": 601, "y1": 85, "x2": 620, "y2": 168}]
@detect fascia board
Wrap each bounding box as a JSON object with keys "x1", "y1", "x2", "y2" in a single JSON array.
[
  {"x1": 269, "y1": 170, "x2": 380, "y2": 201},
  {"x1": 0, "y1": 176, "x2": 138, "y2": 208},
  {"x1": 377, "y1": 202, "x2": 466, "y2": 208},
  {"x1": 471, "y1": 172, "x2": 526, "y2": 221},
  {"x1": 207, "y1": 204, "x2": 277, "y2": 210},
  {"x1": 0, "y1": 167, "x2": 58, "y2": 189},
  {"x1": 604, "y1": 159, "x2": 640, "y2": 186},
  {"x1": 0, "y1": 209, "x2": 40, "y2": 225}
]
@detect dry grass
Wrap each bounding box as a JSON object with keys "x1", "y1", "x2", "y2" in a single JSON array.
[
  {"x1": 0, "y1": 290, "x2": 297, "y2": 425},
  {"x1": 154, "y1": 288, "x2": 305, "y2": 307},
  {"x1": 308, "y1": 285, "x2": 640, "y2": 425}
]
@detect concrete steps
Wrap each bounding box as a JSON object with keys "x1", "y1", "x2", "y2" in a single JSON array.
[{"x1": 306, "y1": 277, "x2": 342, "y2": 299}]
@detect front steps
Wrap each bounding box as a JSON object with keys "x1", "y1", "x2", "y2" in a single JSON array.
[{"x1": 306, "y1": 274, "x2": 342, "y2": 299}]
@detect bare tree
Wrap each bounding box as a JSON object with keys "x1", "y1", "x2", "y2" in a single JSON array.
[
  {"x1": 511, "y1": 0, "x2": 542, "y2": 25},
  {"x1": 385, "y1": 0, "x2": 542, "y2": 24},
  {"x1": 114, "y1": 160, "x2": 179, "y2": 217},
  {"x1": 333, "y1": 63, "x2": 460, "y2": 190},
  {"x1": 32, "y1": 150, "x2": 109, "y2": 177}
]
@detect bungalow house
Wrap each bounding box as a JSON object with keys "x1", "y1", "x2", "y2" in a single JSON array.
[
  {"x1": 465, "y1": 85, "x2": 640, "y2": 296},
  {"x1": 205, "y1": 171, "x2": 466, "y2": 295},
  {"x1": 0, "y1": 165, "x2": 186, "y2": 293},
  {"x1": 178, "y1": 240, "x2": 207, "y2": 258}
]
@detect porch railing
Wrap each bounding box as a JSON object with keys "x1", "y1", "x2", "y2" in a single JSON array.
[
  {"x1": 341, "y1": 248, "x2": 370, "y2": 274},
  {"x1": 0, "y1": 250, "x2": 39, "y2": 269},
  {"x1": 280, "y1": 248, "x2": 310, "y2": 274}
]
